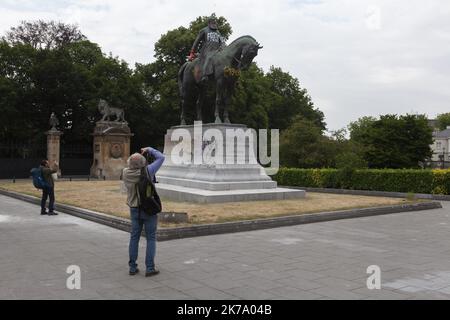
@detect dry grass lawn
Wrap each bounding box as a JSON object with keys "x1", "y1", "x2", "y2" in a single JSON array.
[{"x1": 0, "y1": 180, "x2": 416, "y2": 227}]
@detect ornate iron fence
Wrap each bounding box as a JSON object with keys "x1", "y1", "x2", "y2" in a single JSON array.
[{"x1": 0, "y1": 143, "x2": 47, "y2": 178}]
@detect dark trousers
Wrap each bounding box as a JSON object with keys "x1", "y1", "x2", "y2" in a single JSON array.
[{"x1": 41, "y1": 187, "x2": 55, "y2": 212}]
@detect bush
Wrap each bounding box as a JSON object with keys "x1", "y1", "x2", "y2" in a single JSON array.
[
  {"x1": 275, "y1": 168, "x2": 338, "y2": 188},
  {"x1": 334, "y1": 153, "x2": 368, "y2": 189},
  {"x1": 274, "y1": 168, "x2": 450, "y2": 195},
  {"x1": 351, "y1": 169, "x2": 434, "y2": 193},
  {"x1": 432, "y1": 170, "x2": 450, "y2": 195}
]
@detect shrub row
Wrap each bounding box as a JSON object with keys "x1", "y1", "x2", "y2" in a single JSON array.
[{"x1": 273, "y1": 168, "x2": 450, "y2": 195}]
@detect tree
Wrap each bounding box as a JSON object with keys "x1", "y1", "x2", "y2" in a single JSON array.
[
  {"x1": 348, "y1": 114, "x2": 433, "y2": 168},
  {"x1": 0, "y1": 40, "x2": 40, "y2": 143},
  {"x1": 229, "y1": 64, "x2": 270, "y2": 129},
  {"x1": 140, "y1": 15, "x2": 324, "y2": 132},
  {"x1": 327, "y1": 128, "x2": 366, "y2": 167},
  {"x1": 266, "y1": 66, "x2": 325, "y2": 131},
  {"x1": 437, "y1": 112, "x2": 450, "y2": 131},
  {"x1": 1, "y1": 16, "x2": 326, "y2": 155},
  {"x1": 335, "y1": 152, "x2": 367, "y2": 170},
  {"x1": 0, "y1": 36, "x2": 149, "y2": 146},
  {"x1": 3, "y1": 20, "x2": 86, "y2": 50},
  {"x1": 154, "y1": 14, "x2": 232, "y2": 68},
  {"x1": 280, "y1": 117, "x2": 336, "y2": 168},
  {"x1": 348, "y1": 116, "x2": 377, "y2": 142}
]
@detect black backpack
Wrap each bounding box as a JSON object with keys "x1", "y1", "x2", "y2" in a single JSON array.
[{"x1": 137, "y1": 167, "x2": 162, "y2": 215}]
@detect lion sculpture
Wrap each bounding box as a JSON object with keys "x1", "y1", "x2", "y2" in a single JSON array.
[{"x1": 98, "y1": 99, "x2": 125, "y2": 122}]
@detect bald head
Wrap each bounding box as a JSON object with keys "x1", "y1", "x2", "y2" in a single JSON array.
[{"x1": 127, "y1": 153, "x2": 146, "y2": 169}]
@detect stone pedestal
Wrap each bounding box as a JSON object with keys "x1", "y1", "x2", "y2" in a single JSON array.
[
  {"x1": 156, "y1": 122, "x2": 305, "y2": 203},
  {"x1": 90, "y1": 121, "x2": 133, "y2": 179},
  {"x1": 46, "y1": 128, "x2": 63, "y2": 175}
]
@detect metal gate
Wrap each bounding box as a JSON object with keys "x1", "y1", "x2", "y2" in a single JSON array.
[
  {"x1": 60, "y1": 143, "x2": 92, "y2": 176},
  {"x1": 0, "y1": 143, "x2": 47, "y2": 179}
]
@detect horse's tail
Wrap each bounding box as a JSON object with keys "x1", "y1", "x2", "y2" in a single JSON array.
[{"x1": 178, "y1": 62, "x2": 188, "y2": 97}]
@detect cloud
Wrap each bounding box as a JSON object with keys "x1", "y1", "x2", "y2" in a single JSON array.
[{"x1": 0, "y1": 0, "x2": 449, "y2": 130}]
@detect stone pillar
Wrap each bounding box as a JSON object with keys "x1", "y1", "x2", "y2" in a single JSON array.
[
  {"x1": 46, "y1": 128, "x2": 63, "y2": 175},
  {"x1": 90, "y1": 121, "x2": 134, "y2": 180}
]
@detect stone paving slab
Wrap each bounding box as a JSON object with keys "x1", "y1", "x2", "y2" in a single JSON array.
[{"x1": 1, "y1": 194, "x2": 450, "y2": 299}]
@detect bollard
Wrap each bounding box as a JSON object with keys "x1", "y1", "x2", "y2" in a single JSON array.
[
  {"x1": 13, "y1": 176, "x2": 15, "y2": 183},
  {"x1": 103, "y1": 175, "x2": 106, "y2": 181},
  {"x1": 70, "y1": 177, "x2": 72, "y2": 182}
]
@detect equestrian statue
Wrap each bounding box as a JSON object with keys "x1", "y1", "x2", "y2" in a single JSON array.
[{"x1": 178, "y1": 15, "x2": 263, "y2": 125}]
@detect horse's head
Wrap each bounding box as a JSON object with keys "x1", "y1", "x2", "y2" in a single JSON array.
[{"x1": 238, "y1": 42, "x2": 263, "y2": 70}]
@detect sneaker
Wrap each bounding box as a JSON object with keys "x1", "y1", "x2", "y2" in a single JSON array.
[
  {"x1": 145, "y1": 269, "x2": 160, "y2": 277},
  {"x1": 40, "y1": 210, "x2": 48, "y2": 215},
  {"x1": 129, "y1": 268, "x2": 139, "y2": 276},
  {"x1": 48, "y1": 211, "x2": 58, "y2": 216}
]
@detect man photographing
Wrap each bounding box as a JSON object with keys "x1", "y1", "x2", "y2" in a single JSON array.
[
  {"x1": 40, "y1": 160, "x2": 59, "y2": 216},
  {"x1": 122, "y1": 147, "x2": 165, "y2": 277}
]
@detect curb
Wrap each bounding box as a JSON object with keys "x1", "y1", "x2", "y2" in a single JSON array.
[
  {"x1": 282, "y1": 186, "x2": 450, "y2": 201},
  {"x1": 0, "y1": 188, "x2": 443, "y2": 241},
  {"x1": 0, "y1": 189, "x2": 131, "y2": 232}
]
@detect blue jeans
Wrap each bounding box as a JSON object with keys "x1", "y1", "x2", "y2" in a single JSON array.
[
  {"x1": 41, "y1": 186, "x2": 55, "y2": 212},
  {"x1": 128, "y1": 208, "x2": 158, "y2": 272}
]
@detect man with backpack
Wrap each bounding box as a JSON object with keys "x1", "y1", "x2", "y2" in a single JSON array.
[
  {"x1": 38, "y1": 160, "x2": 59, "y2": 215},
  {"x1": 122, "y1": 147, "x2": 165, "y2": 277}
]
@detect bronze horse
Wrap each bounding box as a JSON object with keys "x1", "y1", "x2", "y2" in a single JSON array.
[{"x1": 178, "y1": 35, "x2": 263, "y2": 125}]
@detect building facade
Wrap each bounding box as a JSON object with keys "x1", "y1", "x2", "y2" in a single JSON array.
[{"x1": 429, "y1": 125, "x2": 450, "y2": 169}]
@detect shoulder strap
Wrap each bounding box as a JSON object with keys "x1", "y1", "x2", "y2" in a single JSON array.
[
  {"x1": 135, "y1": 168, "x2": 145, "y2": 206},
  {"x1": 143, "y1": 166, "x2": 156, "y2": 196},
  {"x1": 143, "y1": 166, "x2": 150, "y2": 179},
  {"x1": 135, "y1": 183, "x2": 140, "y2": 205}
]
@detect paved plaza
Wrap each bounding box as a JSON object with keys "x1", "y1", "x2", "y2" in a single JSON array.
[{"x1": 1, "y1": 194, "x2": 450, "y2": 300}]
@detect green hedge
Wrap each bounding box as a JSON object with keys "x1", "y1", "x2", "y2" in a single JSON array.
[{"x1": 273, "y1": 168, "x2": 450, "y2": 195}]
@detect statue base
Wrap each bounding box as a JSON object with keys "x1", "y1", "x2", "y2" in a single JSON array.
[
  {"x1": 90, "y1": 121, "x2": 133, "y2": 179},
  {"x1": 156, "y1": 122, "x2": 305, "y2": 203}
]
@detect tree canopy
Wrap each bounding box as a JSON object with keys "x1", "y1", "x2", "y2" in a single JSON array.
[
  {"x1": 1, "y1": 18, "x2": 434, "y2": 170},
  {"x1": 348, "y1": 114, "x2": 433, "y2": 168},
  {"x1": 437, "y1": 112, "x2": 450, "y2": 131},
  {"x1": 280, "y1": 117, "x2": 337, "y2": 168},
  {"x1": 0, "y1": 16, "x2": 324, "y2": 157},
  {"x1": 0, "y1": 38, "x2": 146, "y2": 146},
  {"x1": 3, "y1": 20, "x2": 86, "y2": 50}
]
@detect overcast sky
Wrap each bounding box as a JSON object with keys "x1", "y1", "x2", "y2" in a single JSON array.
[{"x1": 1, "y1": 0, "x2": 449, "y2": 131}]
